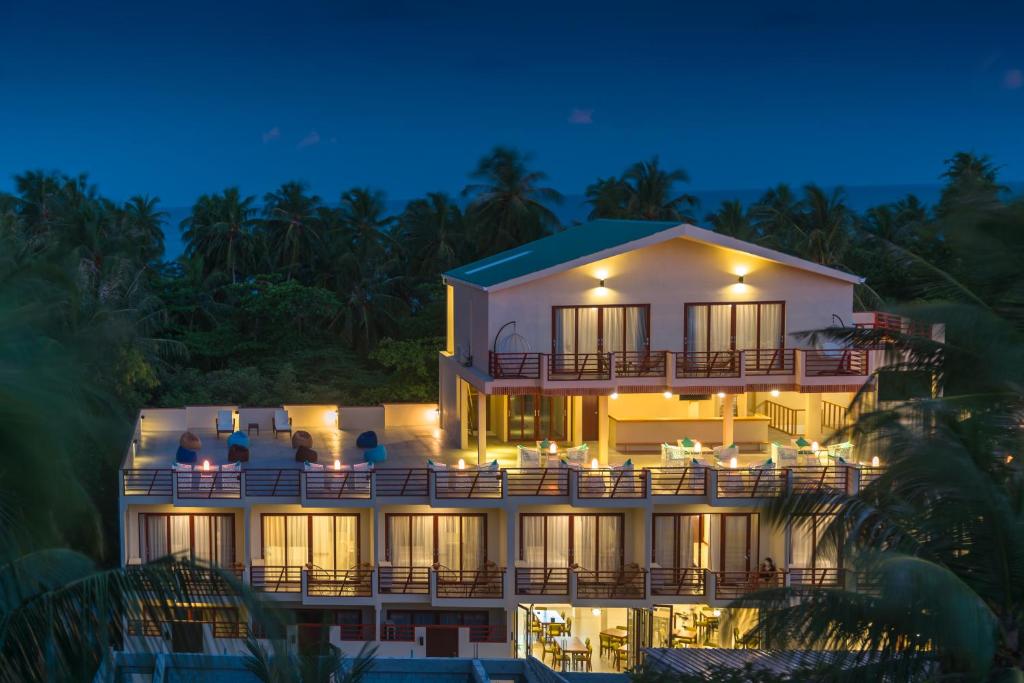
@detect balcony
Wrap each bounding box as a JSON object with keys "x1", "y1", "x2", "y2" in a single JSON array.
[
  {"x1": 675, "y1": 350, "x2": 741, "y2": 379},
  {"x1": 251, "y1": 565, "x2": 302, "y2": 593},
  {"x1": 246, "y1": 469, "x2": 300, "y2": 497},
  {"x1": 505, "y1": 468, "x2": 569, "y2": 496},
  {"x1": 434, "y1": 567, "x2": 506, "y2": 599},
  {"x1": 305, "y1": 568, "x2": 374, "y2": 598},
  {"x1": 433, "y1": 468, "x2": 503, "y2": 499},
  {"x1": 575, "y1": 468, "x2": 647, "y2": 499},
  {"x1": 305, "y1": 471, "x2": 373, "y2": 499},
  {"x1": 714, "y1": 570, "x2": 784, "y2": 600},
  {"x1": 378, "y1": 566, "x2": 430, "y2": 595},
  {"x1": 514, "y1": 567, "x2": 570, "y2": 596},
  {"x1": 649, "y1": 466, "x2": 708, "y2": 496},
  {"x1": 122, "y1": 468, "x2": 172, "y2": 497},
  {"x1": 489, "y1": 352, "x2": 542, "y2": 379},
  {"x1": 715, "y1": 468, "x2": 787, "y2": 499},
  {"x1": 789, "y1": 567, "x2": 843, "y2": 588},
  {"x1": 744, "y1": 348, "x2": 796, "y2": 376},
  {"x1": 789, "y1": 466, "x2": 849, "y2": 494},
  {"x1": 616, "y1": 351, "x2": 668, "y2": 378},
  {"x1": 175, "y1": 469, "x2": 241, "y2": 499},
  {"x1": 650, "y1": 567, "x2": 706, "y2": 597},
  {"x1": 548, "y1": 353, "x2": 611, "y2": 381},
  {"x1": 802, "y1": 349, "x2": 868, "y2": 377},
  {"x1": 575, "y1": 567, "x2": 647, "y2": 600}
]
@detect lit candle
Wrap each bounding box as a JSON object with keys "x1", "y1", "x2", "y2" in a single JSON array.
[
  {"x1": 457, "y1": 458, "x2": 465, "y2": 470},
  {"x1": 729, "y1": 456, "x2": 737, "y2": 469},
  {"x1": 334, "y1": 459, "x2": 341, "y2": 470},
  {"x1": 591, "y1": 458, "x2": 599, "y2": 470},
  {"x1": 811, "y1": 441, "x2": 819, "y2": 453},
  {"x1": 202, "y1": 459, "x2": 210, "y2": 471},
  {"x1": 871, "y1": 456, "x2": 880, "y2": 468},
  {"x1": 694, "y1": 441, "x2": 702, "y2": 454},
  {"x1": 549, "y1": 442, "x2": 558, "y2": 454}
]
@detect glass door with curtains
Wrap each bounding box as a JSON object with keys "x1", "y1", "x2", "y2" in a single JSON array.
[
  {"x1": 685, "y1": 302, "x2": 785, "y2": 365},
  {"x1": 514, "y1": 604, "x2": 533, "y2": 659},
  {"x1": 720, "y1": 514, "x2": 758, "y2": 573},
  {"x1": 508, "y1": 395, "x2": 568, "y2": 442}
]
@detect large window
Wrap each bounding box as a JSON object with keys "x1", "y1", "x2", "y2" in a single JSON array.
[
  {"x1": 552, "y1": 305, "x2": 650, "y2": 355},
  {"x1": 684, "y1": 302, "x2": 784, "y2": 352},
  {"x1": 140, "y1": 513, "x2": 234, "y2": 566},
  {"x1": 789, "y1": 514, "x2": 838, "y2": 569},
  {"x1": 519, "y1": 513, "x2": 623, "y2": 571},
  {"x1": 652, "y1": 514, "x2": 709, "y2": 569},
  {"x1": 385, "y1": 514, "x2": 486, "y2": 570},
  {"x1": 261, "y1": 514, "x2": 359, "y2": 570}
]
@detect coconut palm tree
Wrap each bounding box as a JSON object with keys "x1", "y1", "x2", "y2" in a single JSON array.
[
  {"x1": 584, "y1": 177, "x2": 631, "y2": 220},
  {"x1": 396, "y1": 192, "x2": 465, "y2": 277},
  {"x1": 706, "y1": 200, "x2": 762, "y2": 242},
  {"x1": 261, "y1": 181, "x2": 324, "y2": 281},
  {"x1": 120, "y1": 195, "x2": 168, "y2": 265},
  {"x1": 586, "y1": 158, "x2": 697, "y2": 222},
  {"x1": 462, "y1": 146, "x2": 562, "y2": 254},
  {"x1": 938, "y1": 152, "x2": 1008, "y2": 217},
  {"x1": 181, "y1": 188, "x2": 259, "y2": 283}
]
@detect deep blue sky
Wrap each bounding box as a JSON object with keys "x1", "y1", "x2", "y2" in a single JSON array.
[{"x1": 1, "y1": 0, "x2": 1022, "y2": 207}]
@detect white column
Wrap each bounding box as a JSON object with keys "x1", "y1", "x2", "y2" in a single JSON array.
[
  {"x1": 459, "y1": 380, "x2": 470, "y2": 450},
  {"x1": 722, "y1": 394, "x2": 735, "y2": 446},
  {"x1": 477, "y1": 393, "x2": 488, "y2": 465},
  {"x1": 805, "y1": 393, "x2": 823, "y2": 442},
  {"x1": 597, "y1": 395, "x2": 609, "y2": 465}
]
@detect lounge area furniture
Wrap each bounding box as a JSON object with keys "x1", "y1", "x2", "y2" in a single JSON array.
[
  {"x1": 273, "y1": 409, "x2": 292, "y2": 437},
  {"x1": 226, "y1": 430, "x2": 250, "y2": 463},
  {"x1": 292, "y1": 430, "x2": 317, "y2": 463},
  {"x1": 215, "y1": 410, "x2": 234, "y2": 438},
  {"x1": 356, "y1": 430, "x2": 378, "y2": 449},
  {"x1": 176, "y1": 431, "x2": 201, "y2": 464}
]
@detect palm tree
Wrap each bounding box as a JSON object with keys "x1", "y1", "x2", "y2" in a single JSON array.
[
  {"x1": 120, "y1": 195, "x2": 168, "y2": 265},
  {"x1": 462, "y1": 146, "x2": 562, "y2": 254},
  {"x1": 244, "y1": 638, "x2": 376, "y2": 683},
  {"x1": 261, "y1": 181, "x2": 323, "y2": 281},
  {"x1": 792, "y1": 185, "x2": 852, "y2": 267},
  {"x1": 181, "y1": 188, "x2": 259, "y2": 283},
  {"x1": 584, "y1": 177, "x2": 630, "y2": 220},
  {"x1": 938, "y1": 152, "x2": 1008, "y2": 216},
  {"x1": 750, "y1": 184, "x2": 802, "y2": 251},
  {"x1": 706, "y1": 200, "x2": 761, "y2": 242},
  {"x1": 336, "y1": 187, "x2": 395, "y2": 265},
  {"x1": 396, "y1": 192, "x2": 464, "y2": 277},
  {"x1": 619, "y1": 157, "x2": 697, "y2": 221}
]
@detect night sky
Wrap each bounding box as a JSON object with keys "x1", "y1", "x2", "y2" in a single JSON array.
[{"x1": 2, "y1": 0, "x2": 1022, "y2": 206}]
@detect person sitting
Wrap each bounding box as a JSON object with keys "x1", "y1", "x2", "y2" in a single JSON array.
[{"x1": 758, "y1": 557, "x2": 777, "y2": 583}]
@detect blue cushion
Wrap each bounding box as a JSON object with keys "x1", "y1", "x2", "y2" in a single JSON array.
[
  {"x1": 356, "y1": 431, "x2": 378, "y2": 449},
  {"x1": 364, "y1": 445, "x2": 387, "y2": 464},
  {"x1": 226, "y1": 431, "x2": 250, "y2": 448},
  {"x1": 175, "y1": 446, "x2": 198, "y2": 464}
]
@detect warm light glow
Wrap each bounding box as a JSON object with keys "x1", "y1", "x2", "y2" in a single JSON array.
[
  {"x1": 717, "y1": 392, "x2": 726, "y2": 399},
  {"x1": 729, "y1": 456, "x2": 738, "y2": 469},
  {"x1": 591, "y1": 608, "x2": 601, "y2": 616},
  {"x1": 432, "y1": 428, "x2": 442, "y2": 440},
  {"x1": 334, "y1": 459, "x2": 341, "y2": 470},
  {"x1": 610, "y1": 391, "x2": 619, "y2": 400},
  {"x1": 811, "y1": 441, "x2": 819, "y2": 452},
  {"x1": 712, "y1": 609, "x2": 721, "y2": 618},
  {"x1": 595, "y1": 268, "x2": 608, "y2": 280},
  {"x1": 871, "y1": 456, "x2": 880, "y2": 468},
  {"x1": 694, "y1": 441, "x2": 702, "y2": 453},
  {"x1": 663, "y1": 391, "x2": 673, "y2": 399},
  {"x1": 591, "y1": 458, "x2": 599, "y2": 470},
  {"x1": 426, "y1": 408, "x2": 440, "y2": 423},
  {"x1": 549, "y1": 442, "x2": 558, "y2": 454},
  {"x1": 324, "y1": 409, "x2": 338, "y2": 426},
  {"x1": 1007, "y1": 455, "x2": 1015, "y2": 464},
  {"x1": 735, "y1": 267, "x2": 748, "y2": 277},
  {"x1": 202, "y1": 460, "x2": 210, "y2": 471},
  {"x1": 457, "y1": 458, "x2": 466, "y2": 470},
  {"x1": 770, "y1": 389, "x2": 780, "y2": 398}
]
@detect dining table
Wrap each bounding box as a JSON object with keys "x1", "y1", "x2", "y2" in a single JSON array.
[
  {"x1": 601, "y1": 627, "x2": 628, "y2": 644},
  {"x1": 554, "y1": 636, "x2": 589, "y2": 671}
]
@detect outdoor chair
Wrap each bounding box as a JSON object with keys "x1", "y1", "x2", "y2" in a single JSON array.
[
  {"x1": 215, "y1": 410, "x2": 234, "y2": 437},
  {"x1": 273, "y1": 409, "x2": 292, "y2": 436}
]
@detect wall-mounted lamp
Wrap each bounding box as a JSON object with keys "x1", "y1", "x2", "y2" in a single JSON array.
[
  {"x1": 737, "y1": 274, "x2": 745, "y2": 284},
  {"x1": 610, "y1": 391, "x2": 619, "y2": 400},
  {"x1": 596, "y1": 268, "x2": 608, "y2": 289}
]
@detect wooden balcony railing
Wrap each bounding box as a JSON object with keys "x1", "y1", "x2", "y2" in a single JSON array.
[
  {"x1": 575, "y1": 469, "x2": 647, "y2": 499},
  {"x1": 744, "y1": 348, "x2": 796, "y2": 375},
  {"x1": 213, "y1": 621, "x2": 249, "y2": 638},
  {"x1": 434, "y1": 567, "x2": 505, "y2": 599},
  {"x1": 789, "y1": 466, "x2": 849, "y2": 494},
  {"x1": 675, "y1": 350, "x2": 741, "y2": 378},
  {"x1": 380, "y1": 623, "x2": 416, "y2": 641},
  {"x1": 505, "y1": 468, "x2": 569, "y2": 496},
  {"x1": 716, "y1": 468, "x2": 787, "y2": 498},
  {"x1": 822, "y1": 400, "x2": 848, "y2": 431},
  {"x1": 714, "y1": 570, "x2": 784, "y2": 600},
  {"x1": 859, "y1": 466, "x2": 884, "y2": 488},
  {"x1": 375, "y1": 468, "x2": 429, "y2": 497},
  {"x1": 649, "y1": 467, "x2": 708, "y2": 496},
  {"x1": 245, "y1": 469, "x2": 300, "y2": 497},
  {"x1": 306, "y1": 568, "x2": 374, "y2": 597},
  {"x1": 789, "y1": 567, "x2": 843, "y2": 588},
  {"x1": 514, "y1": 567, "x2": 569, "y2": 596},
  {"x1": 377, "y1": 566, "x2": 430, "y2": 594},
  {"x1": 576, "y1": 567, "x2": 647, "y2": 600},
  {"x1": 548, "y1": 353, "x2": 611, "y2": 381},
  {"x1": 649, "y1": 567, "x2": 706, "y2": 597},
  {"x1": 761, "y1": 399, "x2": 801, "y2": 435},
  {"x1": 338, "y1": 623, "x2": 375, "y2": 641},
  {"x1": 175, "y1": 470, "x2": 241, "y2": 499},
  {"x1": 122, "y1": 469, "x2": 172, "y2": 496},
  {"x1": 616, "y1": 351, "x2": 667, "y2": 378},
  {"x1": 305, "y1": 471, "x2": 373, "y2": 499},
  {"x1": 803, "y1": 349, "x2": 868, "y2": 376},
  {"x1": 467, "y1": 624, "x2": 506, "y2": 643},
  {"x1": 251, "y1": 565, "x2": 302, "y2": 593},
  {"x1": 489, "y1": 352, "x2": 542, "y2": 379},
  {"x1": 433, "y1": 469, "x2": 503, "y2": 499}
]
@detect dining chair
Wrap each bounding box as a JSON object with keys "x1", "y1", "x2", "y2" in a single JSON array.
[{"x1": 599, "y1": 632, "x2": 611, "y2": 657}]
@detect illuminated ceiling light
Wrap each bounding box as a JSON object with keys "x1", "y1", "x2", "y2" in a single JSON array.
[
  {"x1": 770, "y1": 389, "x2": 780, "y2": 398},
  {"x1": 610, "y1": 391, "x2": 619, "y2": 400},
  {"x1": 717, "y1": 392, "x2": 726, "y2": 399},
  {"x1": 663, "y1": 391, "x2": 673, "y2": 399}
]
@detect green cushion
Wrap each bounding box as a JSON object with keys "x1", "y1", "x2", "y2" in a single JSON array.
[
  {"x1": 540, "y1": 439, "x2": 550, "y2": 448},
  {"x1": 681, "y1": 437, "x2": 695, "y2": 447},
  {"x1": 795, "y1": 437, "x2": 810, "y2": 447},
  {"x1": 729, "y1": 443, "x2": 737, "y2": 448}
]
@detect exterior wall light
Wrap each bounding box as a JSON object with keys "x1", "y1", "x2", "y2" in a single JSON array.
[
  {"x1": 663, "y1": 391, "x2": 673, "y2": 399},
  {"x1": 610, "y1": 391, "x2": 619, "y2": 400}
]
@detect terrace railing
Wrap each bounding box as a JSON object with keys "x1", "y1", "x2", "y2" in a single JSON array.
[
  {"x1": 305, "y1": 471, "x2": 373, "y2": 499},
  {"x1": 859, "y1": 466, "x2": 884, "y2": 488},
  {"x1": 245, "y1": 469, "x2": 300, "y2": 497},
  {"x1": 175, "y1": 469, "x2": 241, "y2": 499},
  {"x1": 803, "y1": 349, "x2": 868, "y2": 376},
  {"x1": 377, "y1": 566, "x2": 430, "y2": 595},
  {"x1": 575, "y1": 468, "x2": 647, "y2": 499},
  {"x1": 505, "y1": 468, "x2": 569, "y2": 496},
  {"x1": 489, "y1": 352, "x2": 543, "y2": 379},
  {"x1": 789, "y1": 567, "x2": 843, "y2": 588},
  {"x1": 375, "y1": 468, "x2": 429, "y2": 497},
  {"x1": 548, "y1": 353, "x2": 611, "y2": 381},
  {"x1": 822, "y1": 400, "x2": 848, "y2": 431},
  {"x1": 649, "y1": 466, "x2": 708, "y2": 496},
  {"x1": 380, "y1": 623, "x2": 416, "y2": 641},
  {"x1": 122, "y1": 469, "x2": 172, "y2": 496},
  {"x1": 716, "y1": 468, "x2": 787, "y2": 499},
  {"x1": 251, "y1": 565, "x2": 302, "y2": 593},
  {"x1": 789, "y1": 465, "x2": 849, "y2": 494},
  {"x1": 434, "y1": 567, "x2": 505, "y2": 599},
  {"x1": 761, "y1": 400, "x2": 801, "y2": 435},
  {"x1": 615, "y1": 350, "x2": 667, "y2": 378},
  {"x1": 675, "y1": 350, "x2": 741, "y2": 378},
  {"x1": 433, "y1": 469, "x2": 503, "y2": 499},
  {"x1": 575, "y1": 567, "x2": 647, "y2": 600},
  {"x1": 514, "y1": 567, "x2": 570, "y2": 596},
  {"x1": 305, "y1": 567, "x2": 374, "y2": 598},
  {"x1": 338, "y1": 623, "x2": 375, "y2": 641},
  {"x1": 467, "y1": 625, "x2": 506, "y2": 643},
  {"x1": 714, "y1": 570, "x2": 784, "y2": 600},
  {"x1": 744, "y1": 348, "x2": 796, "y2": 376},
  {"x1": 649, "y1": 567, "x2": 706, "y2": 597}
]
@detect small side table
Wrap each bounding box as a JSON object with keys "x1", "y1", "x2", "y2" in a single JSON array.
[{"x1": 247, "y1": 422, "x2": 260, "y2": 436}]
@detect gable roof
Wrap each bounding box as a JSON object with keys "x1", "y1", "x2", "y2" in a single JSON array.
[{"x1": 443, "y1": 219, "x2": 863, "y2": 290}]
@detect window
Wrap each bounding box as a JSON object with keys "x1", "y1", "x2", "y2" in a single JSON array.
[
  {"x1": 385, "y1": 514, "x2": 486, "y2": 570},
  {"x1": 140, "y1": 513, "x2": 235, "y2": 566},
  {"x1": 519, "y1": 513, "x2": 623, "y2": 571},
  {"x1": 789, "y1": 514, "x2": 838, "y2": 569},
  {"x1": 652, "y1": 514, "x2": 709, "y2": 568},
  {"x1": 261, "y1": 514, "x2": 359, "y2": 570},
  {"x1": 684, "y1": 302, "x2": 784, "y2": 352},
  {"x1": 552, "y1": 305, "x2": 650, "y2": 355}
]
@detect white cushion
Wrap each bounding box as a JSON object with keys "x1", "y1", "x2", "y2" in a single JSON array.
[
  {"x1": 353, "y1": 462, "x2": 372, "y2": 472},
  {"x1": 304, "y1": 462, "x2": 325, "y2": 471},
  {"x1": 173, "y1": 463, "x2": 192, "y2": 471},
  {"x1": 220, "y1": 462, "x2": 240, "y2": 472},
  {"x1": 274, "y1": 409, "x2": 290, "y2": 426}
]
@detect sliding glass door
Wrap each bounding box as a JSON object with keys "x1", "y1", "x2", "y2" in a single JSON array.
[
  {"x1": 552, "y1": 305, "x2": 650, "y2": 354},
  {"x1": 507, "y1": 394, "x2": 568, "y2": 442},
  {"x1": 652, "y1": 514, "x2": 707, "y2": 569},
  {"x1": 720, "y1": 514, "x2": 757, "y2": 573},
  {"x1": 520, "y1": 513, "x2": 623, "y2": 571},
  {"x1": 789, "y1": 514, "x2": 837, "y2": 569},
  {"x1": 261, "y1": 514, "x2": 359, "y2": 570},
  {"x1": 141, "y1": 513, "x2": 235, "y2": 566},
  {"x1": 684, "y1": 302, "x2": 784, "y2": 353},
  {"x1": 385, "y1": 514, "x2": 486, "y2": 570}
]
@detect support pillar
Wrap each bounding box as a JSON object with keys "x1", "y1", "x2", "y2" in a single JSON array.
[
  {"x1": 597, "y1": 395, "x2": 609, "y2": 465},
  {"x1": 722, "y1": 394, "x2": 735, "y2": 446},
  {"x1": 459, "y1": 380, "x2": 469, "y2": 450},
  {"x1": 477, "y1": 393, "x2": 488, "y2": 464},
  {"x1": 805, "y1": 393, "x2": 822, "y2": 442}
]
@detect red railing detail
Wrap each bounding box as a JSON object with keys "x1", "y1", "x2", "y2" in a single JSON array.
[
  {"x1": 650, "y1": 567, "x2": 706, "y2": 596},
  {"x1": 548, "y1": 353, "x2": 611, "y2": 380},
  {"x1": 616, "y1": 351, "x2": 667, "y2": 378},
  {"x1": 803, "y1": 349, "x2": 868, "y2": 376},
  {"x1": 714, "y1": 570, "x2": 784, "y2": 599},
  {"x1": 467, "y1": 624, "x2": 506, "y2": 643},
  {"x1": 489, "y1": 352, "x2": 542, "y2": 379},
  {"x1": 338, "y1": 623, "x2": 375, "y2": 641},
  {"x1": 514, "y1": 567, "x2": 569, "y2": 596},
  {"x1": 506, "y1": 468, "x2": 569, "y2": 496},
  {"x1": 675, "y1": 350, "x2": 741, "y2": 378},
  {"x1": 245, "y1": 469, "x2": 300, "y2": 497},
  {"x1": 649, "y1": 467, "x2": 707, "y2": 496},
  {"x1": 305, "y1": 471, "x2": 373, "y2": 499},
  {"x1": 122, "y1": 469, "x2": 172, "y2": 496},
  {"x1": 380, "y1": 623, "x2": 415, "y2": 641}
]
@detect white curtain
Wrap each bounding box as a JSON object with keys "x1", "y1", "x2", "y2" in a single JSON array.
[
  {"x1": 216, "y1": 516, "x2": 234, "y2": 566},
  {"x1": 686, "y1": 306, "x2": 706, "y2": 353},
  {"x1": 604, "y1": 307, "x2": 624, "y2": 352},
  {"x1": 598, "y1": 516, "x2": 621, "y2": 571},
  {"x1": 653, "y1": 517, "x2": 674, "y2": 568},
  {"x1": 790, "y1": 518, "x2": 813, "y2": 567},
  {"x1": 461, "y1": 517, "x2": 484, "y2": 570},
  {"x1": 311, "y1": 517, "x2": 335, "y2": 569},
  {"x1": 193, "y1": 516, "x2": 211, "y2": 564},
  {"x1": 573, "y1": 516, "x2": 596, "y2": 569},
  {"x1": 263, "y1": 516, "x2": 286, "y2": 566},
  {"x1": 555, "y1": 309, "x2": 574, "y2": 354},
  {"x1": 625, "y1": 307, "x2": 647, "y2": 352},
  {"x1": 709, "y1": 305, "x2": 732, "y2": 352},
  {"x1": 287, "y1": 516, "x2": 308, "y2": 566},
  {"x1": 144, "y1": 515, "x2": 168, "y2": 560},
  {"x1": 522, "y1": 516, "x2": 546, "y2": 567},
  {"x1": 169, "y1": 516, "x2": 190, "y2": 559},
  {"x1": 387, "y1": 516, "x2": 410, "y2": 565},
  {"x1": 412, "y1": 516, "x2": 434, "y2": 566},
  {"x1": 335, "y1": 516, "x2": 358, "y2": 569},
  {"x1": 547, "y1": 516, "x2": 570, "y2": 567},
  {"x1": 735, "y1": 304, "x2": 759, "y2": 350},
  {"x1": 722, "y1": 516, "x2": 750, "y2": 572},
  {"x1": 759, "y1": 303, "x2": 783, "y2": 349},
  {"x1": 437, "y1": 516, "x2": 461, "y2": 568},
  {"x1": 577, "y1": 308, "x2": 599, "y2": 354}
]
